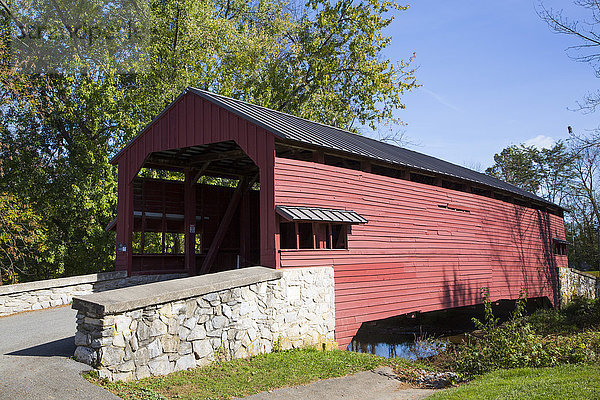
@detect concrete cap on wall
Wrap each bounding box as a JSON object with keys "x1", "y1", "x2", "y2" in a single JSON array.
[
  {"x1": 71, "y1": 267, "x2": 282, "y2": 316},
  {"x1": 0, "y1": 271, "x2": 128, "y2": 296}
]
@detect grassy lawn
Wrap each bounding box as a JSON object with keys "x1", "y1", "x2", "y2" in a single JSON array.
[
  {"x1": 429, "y1": 364, "x2": 600, "y2": 400},
  {"x1": 88, "y1": 348, "x2": 422, "y2": 400}
]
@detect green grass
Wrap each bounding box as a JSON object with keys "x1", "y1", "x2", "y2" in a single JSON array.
[
  {"x1": 429, "y1": 364, "x2": 600, "y2": 400},
  {"x1": 87, "y1": 348, "x2": 419, "y2": 400}
]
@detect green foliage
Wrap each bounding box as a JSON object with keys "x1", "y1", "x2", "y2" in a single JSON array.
[
  {"x1": 527, "y1": 296, "x2": 600, "y2": 335},
  {"x1": 0, "y1": 194, "x2": 47, "y2": 284},
  {"x1": 455, "y1": 288, "x2": 541, "y2": 375},
  {"x1": 453, "y1": 289, "x2": 600, "y2": 376},
  {"x1": 89, "y1": 348, "x2": 390, "y2": 400},
  {"x1": 0, "y1": 73, "x2": 121, "y2": 279},
  {"x1": 486, "y1": 145, "x2": 541, "y2": 194},
  {"x1": 485, "y1": 141, "x2": 575, "y2": 205},
  {"x1": 1, "y1": 0, "x2": 417, "y2": 282}
]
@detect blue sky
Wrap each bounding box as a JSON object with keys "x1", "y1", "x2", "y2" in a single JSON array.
[{"x1": 376, "y1": 0, "x2": 599, "y2": 170}]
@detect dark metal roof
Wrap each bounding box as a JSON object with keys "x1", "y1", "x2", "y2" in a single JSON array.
[
  {"x1": 276, "y1": 205, "x2": 368, "y2": 224},
  {"x1": 553, "y1": 238, "x2": 570, "y2": 245},
  {"x1": 188, "y1": 88, "x2": 558, "y2": 208}
]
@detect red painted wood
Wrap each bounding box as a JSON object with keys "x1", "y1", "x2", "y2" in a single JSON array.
[
  {"x1": 184, "y1": 169, "x2": 196, "y2": 274},
  {"x1": 112, "y1": 93, "x2": 278, "y2": 273},
  {"x1": 274, "y1": 158, "x2": 567, "y2": 349}
]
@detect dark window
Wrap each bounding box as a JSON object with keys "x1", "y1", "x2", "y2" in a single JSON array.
[
  {"x1": 410, "y1": 173, "x2": 435, "y2": 185},
  {"x1": 371, "y1": 164, "x2": 405, "y2": 179},
  {"x1": 298, "y1": 223, "x2": 314, "y2": 249},
  {"x1": 324, "y1": 155, "x2": 362, "y2": 171},
  {"x1": 279, "y1": 222, "x2": 350, "y2": 250},
  {"x1": 494, "y1": 193, "x2": 512, "y2": 202},
  {"x1": 280, "y1": 222, "x2": 297, "y2": 250},
  {"x1": 442, "y1": 180, "x2": 464, "y2": 191},
  {"x1": 554, "y1": 242, "x2": 567, "y2": 256},
  {"x1": 514, "y1": 199, "x2": 529, "y2": 207},
  {"x1": 331, "y1": 224, "x2": 347, "y2": 249},
  {"x1": 471, "y1": 187, "x2": 492, "y2": 197}
]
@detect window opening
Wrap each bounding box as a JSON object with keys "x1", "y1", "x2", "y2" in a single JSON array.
[
  {"x1": 410, "y1": 173, "x2": 435, "y2": 185},
  {"x1": 298, "y1": 223, "x2": 314, "y2": 249},
  {"x1": 280, "y1": 222, "x2": 297, "y2": 250},
  {"x1": 331, "y1": 224, "x2": 347, "y2": 249}
]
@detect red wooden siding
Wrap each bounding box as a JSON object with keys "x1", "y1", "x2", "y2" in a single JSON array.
[
  {"x1": 274, "y1": 157, "x2": 567, "y2": 349},
  {"x1": 113, "y1": 94, "x2": 277, "y2": 273}
]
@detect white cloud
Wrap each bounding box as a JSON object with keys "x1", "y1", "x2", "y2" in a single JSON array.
[{"x1": 523, "y1": 135, "x2": 555, "y2": 150}]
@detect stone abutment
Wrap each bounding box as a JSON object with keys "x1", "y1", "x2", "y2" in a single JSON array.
[{"x1": 71, "y1": 266, "x2": 335, "y2": 381}]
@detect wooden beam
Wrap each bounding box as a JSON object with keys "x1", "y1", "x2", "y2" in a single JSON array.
[
  {"x1": 184, "y1": 168, "x2": 197, "y2": 275},
  {"x1": 313, "y1": 150, "x2": 324, "y2": 163},
  {"x1": 198, "y1": 174, "x2": 257, "y2": 274},
  {"x1": 193, "y1": 162, "x2": 211, "y2": 183},
  {"x1": 189, "y1": 150, "x2": 247, "y2": 166},
  {"x1": 239, "y1": 188, "x2": 251, "y2": 267},
  {"x1": 144, "y1": 149, "x2": 247, "y2": 169}
]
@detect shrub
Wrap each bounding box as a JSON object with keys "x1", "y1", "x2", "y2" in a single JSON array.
[
  {"x1": 452, "y1": 289, "x2": 600, "y2": 376},
  {"x1": 528, "y1": 296, "x2": 600, "y2": 335}
]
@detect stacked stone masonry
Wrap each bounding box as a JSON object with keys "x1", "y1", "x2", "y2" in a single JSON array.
[
  {"x1": 558, "y1": 266, "x2": 600, "y2": 306},
  {"x1": 0, "y1": 271, "x2": 185, "y2": 316},
  {"x1": 72, "y1": 267, "x2": 335, "y2": 381}
]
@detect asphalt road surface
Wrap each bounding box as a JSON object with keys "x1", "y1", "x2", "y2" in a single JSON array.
[
  {"x1": 0, "y1": 306, "x2": 120, "y2": 400},
  {"x1": 0, "y1": 307, "x2": 436, "y2": 400}
]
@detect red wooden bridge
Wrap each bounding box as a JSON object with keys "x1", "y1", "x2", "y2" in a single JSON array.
[{"x1": 110, "y1": 89, "x2": 568, "y2": 348}]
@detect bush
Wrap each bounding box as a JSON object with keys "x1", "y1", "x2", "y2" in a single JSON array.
[
  {"x1": 453, "y1": 289, "x2": 600, "y2": 376},
  {"x1": 527, "y1": 296, "x2": 600, "y2": 335}
]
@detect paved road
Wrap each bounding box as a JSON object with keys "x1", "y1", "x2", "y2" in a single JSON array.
[
  {"x1": 0, "y1": 306, "x2": 120, "y2": 400},
  {"x1": 0, "y1": 307, "x2": 436, "y2": 400}
]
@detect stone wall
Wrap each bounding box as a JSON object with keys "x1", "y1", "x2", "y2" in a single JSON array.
[
  {"x1": 558, "y1": 266, "x2": 600, "y2": 306},
  {"x1": 0, "y1": 271, "x2": 186, "y2": 316},
  {"x1": 72, "y1": 266, "x2": 335, "y2": 381}
]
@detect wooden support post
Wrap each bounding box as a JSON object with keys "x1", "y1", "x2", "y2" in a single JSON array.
[
  {"x1": 295, "y1": 222, "x2": 299, "y2": 250},
  {"x1": 313, "y1": 150, "x2": 324, "y2": 163},
  {"x1": 184, "y1": 168, "x2": 197, "y2": 275},
  {"x1": 361, "y1": 160, "x2": 371, "y2": 173},
  {"x1": 193, "y1": 162, "x2": 211, "y2": 183},
  {"x1": 239, "y1": 188, "x2": 251, "y2": 268},
  {"x1": 199, "y1": 175, "x2": 255, "y2": 275}
]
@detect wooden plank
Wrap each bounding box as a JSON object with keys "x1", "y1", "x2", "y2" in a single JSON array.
[
  {"x1": 273, "y1": 156, "x2": 566, "y2": 346},
  {"x1": 199, "y1": 176, "x2": 254, "y2": 274}
]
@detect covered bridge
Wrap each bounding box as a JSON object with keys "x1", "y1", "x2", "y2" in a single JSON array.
[{"x1": 110, "y1": 88, "x2": 568, "y2": 348}]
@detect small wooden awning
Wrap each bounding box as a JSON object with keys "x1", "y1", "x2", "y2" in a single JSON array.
[
  {"x1": 276, "y1": 205, "x2": 367, "y2": 224},
  {"x1": 552, "y1": 237, "x2": 570, "y2": 245}
]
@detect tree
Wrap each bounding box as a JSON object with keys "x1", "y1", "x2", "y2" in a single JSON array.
[
  {"x1": 486, "y1": 145, "x2": 543, "y2": 195},
  {"x1": 538, "y1": 0, "x2": 600, "y2": 113},
  {"x1": 0, "y1": 0, "x2": 418, "y2": 281},
  {"x1": 563, "y1": 137, "x2": 600, "y2": 269},
  {"x1": 486, "y1": 142, "x2": 575, "y2": 207},
  {"x1": 130, "y1": 0, "x2": 418, "y2": 134},
  {"x1": 0, "y1": 194, "x2": 46, "y2": 284}
]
